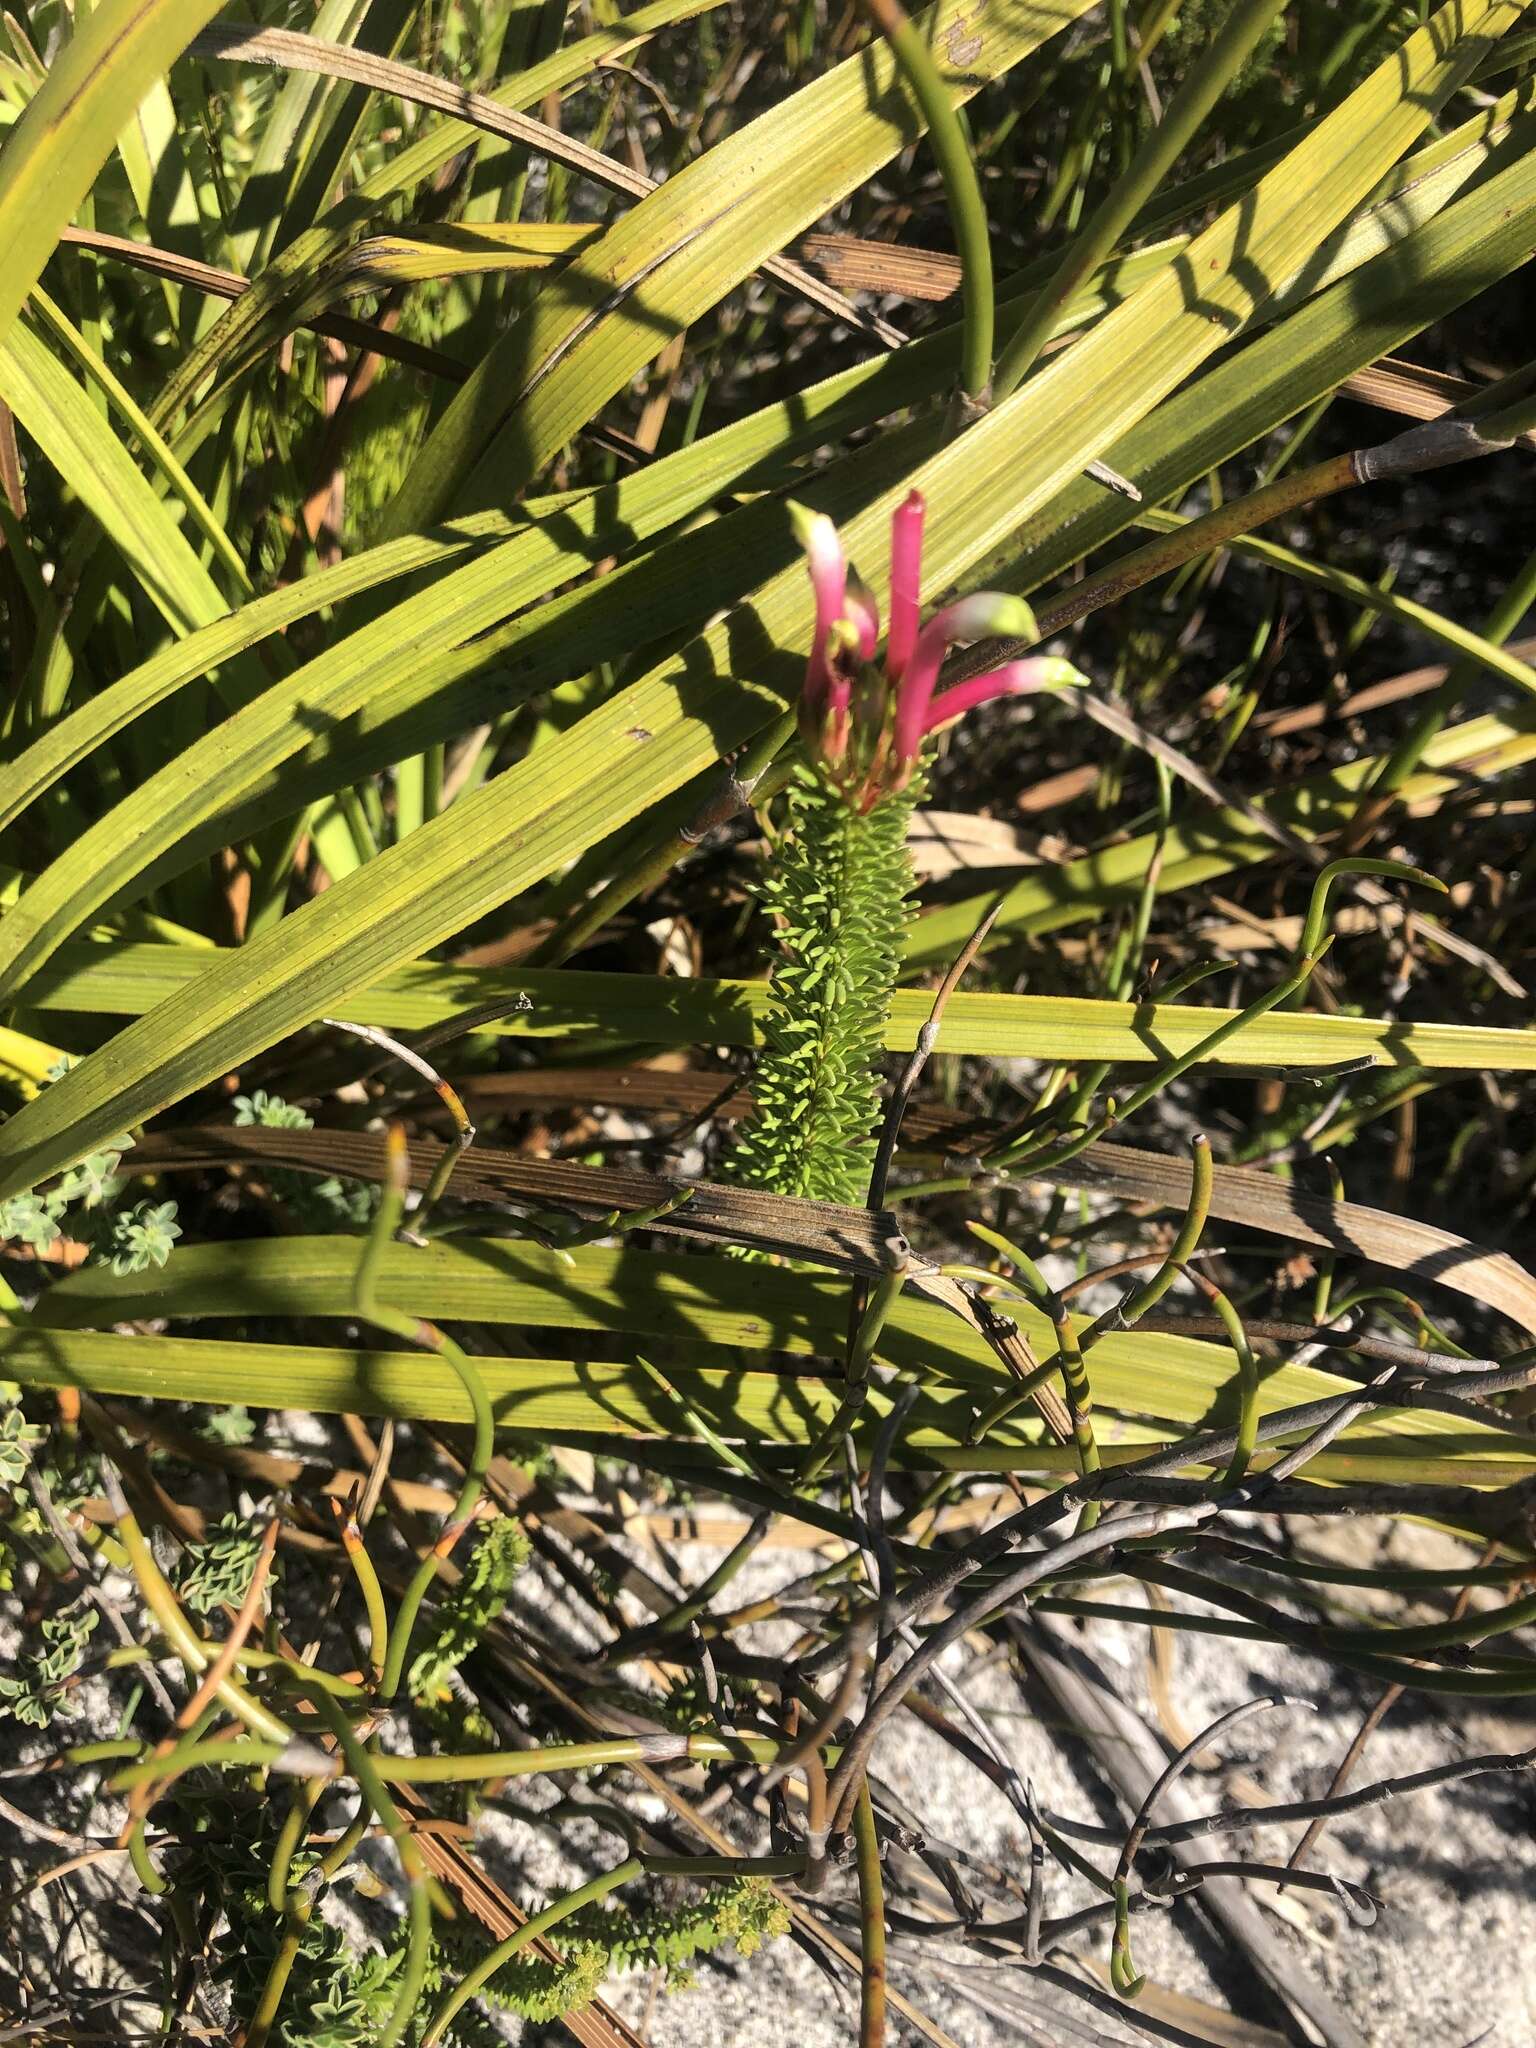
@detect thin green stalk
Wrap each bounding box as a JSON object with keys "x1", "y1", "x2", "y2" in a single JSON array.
[
  {"x1": 305, "y1": 1700, "x2": 434, "y2": 1898},
  {"x1": 1111, "y1": 756, "x2": 1173, "y2": 1000},
  {"x1": 1347, "y1": 537, "x2": 1536, "y2": 841},
  {"x1": 1109, "y1": 1877, "x2": 1143, "y2": 1998},
  {"x1": 1000, "y1": 944, "x2": 1333, "y2": 1178},
  {"x1": 248, "y1": 1789, "x2": 376, "y2": 2045},
  {"x1": 848, "y1": 1265, "x2": 908, "y2": 1390},
  {"x1": 311, "y1": 1692, "x2": 444, "y2": 2047},
  {"x1": 863, "y1": 0, "x2": 993, "y2": 400},
  {"x1": 333, "y1": 1499, "x2": 390, "y2": 1686},
  {"x1": 1318, "y1": 1583, "x2": 1536, "y2": 1658},
  {"x1": 267, "y1": 1777, "x2": 325, "y2": 1913},
  {"x1": 1286, "y1": 857, "x2": 1446, "y2": 1003},
  {"x1": 1470, "y1": 381, "x2": 1536, "y2": 443},
  {"x1": 965, "y1": 1222, "x2": 1051, "y2": 1298},
  {"x1": 125, "y1": 1818, "x2": 165, "y2": 1895},
  {"x1": 853, "y1": 1779, "x2": 887, "y2": 2048},
  {"x1": 101, "y1": 1471, "x2": 293, "y2": 1748},
  {"x1": 1083, "y1": 1134, "x2": 1212, "y2": 1340},
  {"x1": 107, "y1": 1729, "x2": 832, "y2": 1796},
  {"x1": 1311, "y1": 1161, "x2": 1344, "y2": 1326},
  {"x1": 387, "y1": 1886, "x2": 433, "y2": 2048},
  {"x1": 1107, "y1": 0, "x2": 1129, "y2": 72},
  {"x1": 994, "y1": 0, "x2": 1291, "y2": 400},
  {"x1": 633, "y1": 1354, "x2": 775, "y2": 1486},
  {"x1": 960, "y1": 1344, "x2": 1066, "y2": 1441},
  {"x1": 1050, "y1": 1305, "x2": 1101, "y2": 1532},
  {"x1": 336, "y1": 783, "x2": 380, "y2": 865},
  {"x1": 649, "y1": 1515, "x2": 768, "y2": 1637},
  {"x1": 354, "y1": 1127, "x2": 495, "y2": 1702},
  {"x1": 245, "y1": 1918, "x2": 309, "y2": 2048},
  {"x1": 69, "y1": 1737, "x2": 166, "y2": 1768},
  {"x1": 1199, "y1": 1278, "x2": 1259, "y2": 1490}
]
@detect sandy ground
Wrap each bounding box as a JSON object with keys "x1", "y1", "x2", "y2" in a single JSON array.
[
  {"x1": 475, "y1": 1515, "x2": 1536, "y2": 2048},
  {"x1": 594, "y1": 1530, "x2": 1535, "y2": 2048},
  {"x1": 6, "y1": 1488, "x2": 1534, "y2": 2047}
]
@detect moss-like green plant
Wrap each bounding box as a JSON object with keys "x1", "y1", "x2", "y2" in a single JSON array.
[
  {"x1": 0, "y1": 1119, "x2": 178, "y2": 1273},
  {"x1": 454, "y1": 1875, "x2": 792, "y2": 2022},
  {"x1": 407, "y1": 1513, "x2": 530, "y2": 1701},
  {"x1": 175, "y1": 1509, "x2": 269, "y2": 1616},
  {"x1": 724, "y1": 764, "x2": 915, "y2": 1205}
]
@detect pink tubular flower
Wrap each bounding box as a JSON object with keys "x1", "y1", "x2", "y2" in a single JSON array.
[{"x1": 790, "y1": 491, "x2": 1084, "y2": 810}]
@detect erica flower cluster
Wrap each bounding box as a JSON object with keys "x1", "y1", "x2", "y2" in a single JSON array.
[{"x1": 793, "y1": 489, "x2": 1084, "y2": 810}]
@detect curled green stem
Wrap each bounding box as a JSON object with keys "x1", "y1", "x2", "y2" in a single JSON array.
[
  {"x1": 1083, "y1": 1134, "x2": 1212, "y2": 1342},
  {"x1": 1288, "y1": 857, "x2": 1447, "y2": 1005},
  {"x1": 125, "y1": 1818, "x2": 165, "y2": 1896},
  {"x1": 332, "y1": 1496, "x2": 390, "y2": 1686},
  {"x1": 356, "y1": 1127, "x2": 495, "y2": 1702},
  {"x1": 1188, "y1": 1271, "x2": 1259, "y2": 1490},
  {"x1": 863, "y1": 0, "x2": 993, "y2": 402},
  {"x1": 963, "y1": 1222, "x2": 1098, "y2": 1515}
]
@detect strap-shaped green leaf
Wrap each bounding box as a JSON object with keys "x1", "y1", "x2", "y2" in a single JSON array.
[
  {"x1": 382, "y1": 0, "x2": 1097, "y2": 531},
  {"x1": 22, "y1": 938, "x2": 1536, "y2": 1073},
  {"x1": 19, "y1": 1324, "x2": 1523, "y2": 1484},
  {"x1": 0, "y1": 320, "x2": 232, "y2": 637},
  {"x1": 0, "y1": 514, "x2": 512, "y2": 837},
  {"x1": 0, "y1": 402, "x2": 939, "y2": 1004},
  {"x1": 0, "y1": 0, "x2": 229, "y2": 346},
  {"x1": 0, "y1": 0, "x2": 1523, "y2": 1200},
  {"x1": 21, "y1": 1238, "x2": 1532, "y2": 1481},
  {"x1": 152, "y1": 0, "x2": 730, "y2": 432},
  {"x1": 15, "y1": 72, "x2": 1532, "y2": 938}
]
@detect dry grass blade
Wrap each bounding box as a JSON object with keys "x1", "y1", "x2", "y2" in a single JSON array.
[
  {"x1": 188, "y1": 22, "x2": 903, "y2": 348},
  {"x1": 1052, "y1": 1140, "x2": 1536, "y2": 1338},
  {"x1": 130, "y1": 1124, "x2": 911, "y2": 1277},
  {"x1": 799, "y1": 231, "x2": 964, "y2": 301},
  {"x1": 392, "y1": 1781, "x2": 651, "y2": 2048},
  {"x1": 57, "y1": 226, "x2": 474, "y2": 384}
]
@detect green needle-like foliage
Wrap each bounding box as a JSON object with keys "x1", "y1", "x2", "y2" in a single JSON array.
[
  {"x1": 407, "y1": 1514, "x2": 530, "y2": 1701},
  {"x1": 723, "y1": 765, "x2": 916, "y2": 1206}
]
